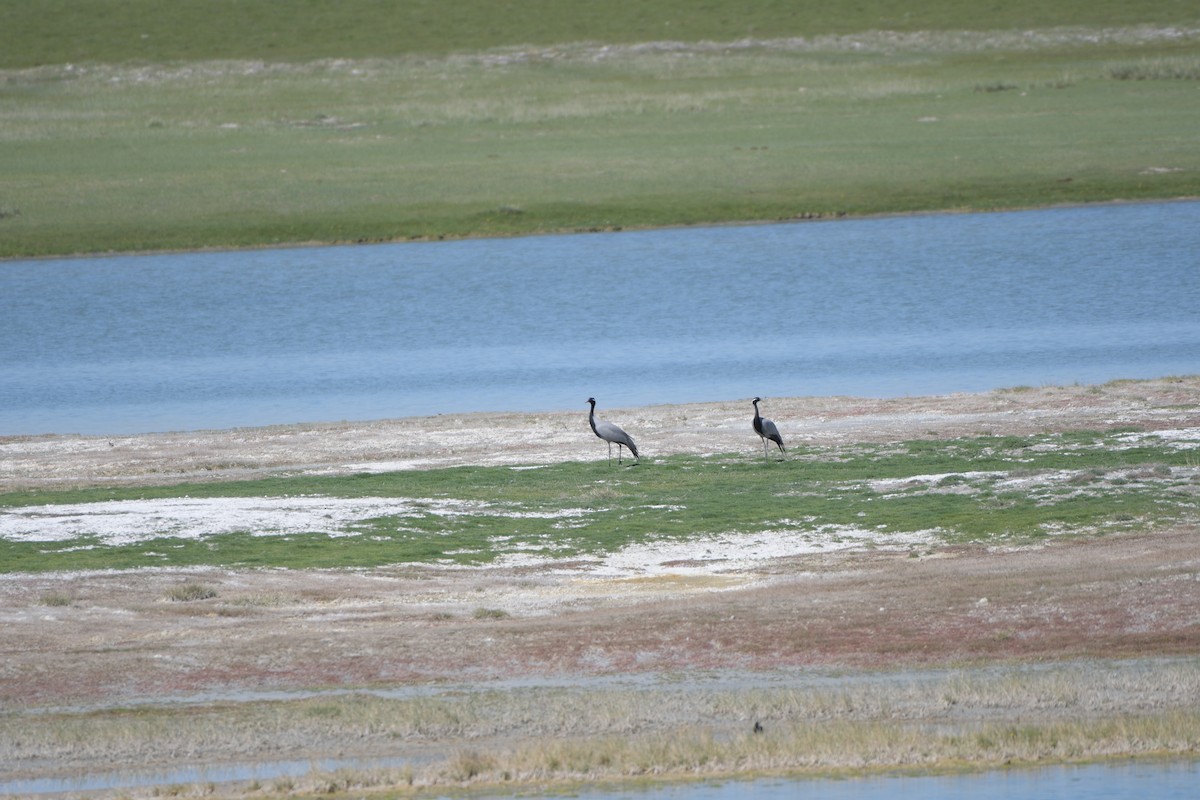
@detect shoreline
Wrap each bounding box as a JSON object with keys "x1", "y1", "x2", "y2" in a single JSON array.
[
  {"x1": 6, "y1": 196, "x2": 1196, "y2": 264},
  {"x1": 4, "y1": 375, "x2": 1199, "y2": 492}
]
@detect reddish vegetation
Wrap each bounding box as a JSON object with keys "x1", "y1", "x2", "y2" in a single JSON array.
[{"x1": 3, "y1": 526, "x2": 1198, "y2": 710}]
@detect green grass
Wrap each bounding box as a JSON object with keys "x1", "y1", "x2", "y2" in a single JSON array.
[
  {"x1": 2, "y1": 1, "x2": 1195, "y2": 68},
  {"x1": 2, "y1": 430, "x2": 1196, "y2": 574},
  {"x1": 1, "y1": 2, "x2": 1199, "y2": 257}
]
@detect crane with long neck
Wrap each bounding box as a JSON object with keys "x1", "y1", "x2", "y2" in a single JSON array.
[
  {"x1": 587, "y1": 397, "x2": 639, "y2": 465},
  {"x1": 752, "y1": 396, "x2": 785, "y2": 460}
]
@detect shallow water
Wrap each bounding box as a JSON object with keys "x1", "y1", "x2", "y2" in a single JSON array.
[
  {"x1": 4, "y1": 758, "x2": 1195, "y2": 798},
  {"x1": 2, "y1": 201, "x2": 1198, "y2": 435},
  {"x1": 576, "y1": 761, "x2": 1200, "y2": 800}
]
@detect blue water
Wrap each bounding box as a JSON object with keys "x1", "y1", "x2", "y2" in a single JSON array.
[
  {"x1": 2, "y1": 201, "x2": 1198, "y2": 436},
  {"x1": 574, "y1": 761, "x2": 1200, "y2": 800},
  {"x1": 3, "y1": 759, "x2": 1195, "y2": 798}
]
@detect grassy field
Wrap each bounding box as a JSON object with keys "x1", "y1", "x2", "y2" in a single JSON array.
[
  {"x1": 3, "y1": 427, "x2": 1196, "y2": 573},
  {"x1": 1, "y1": 1, "x2": 1198, "y2": 257},
  {"x1": 4, "y1": 1, "x2": 1196, "y2": 67}
]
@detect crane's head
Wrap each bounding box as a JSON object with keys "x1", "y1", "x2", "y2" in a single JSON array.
[
  {"x1": 587, "y1": 397, "x2": 596, "y2": 407},
  {"x1": 752, "y1": 396, "x2": 762, "y2": 404}
]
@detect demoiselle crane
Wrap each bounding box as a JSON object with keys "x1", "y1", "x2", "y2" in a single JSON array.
[
  {"x1": 587, "y1": 397, "x2": 639, "y2": 465},
  {"x1": 751, "y1": 396, "x2": 785, "y2": 460}
]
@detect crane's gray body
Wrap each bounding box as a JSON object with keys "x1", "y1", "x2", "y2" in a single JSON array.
[{"x1": 587, "y1": 397, "x2": 639, "y2": 464}]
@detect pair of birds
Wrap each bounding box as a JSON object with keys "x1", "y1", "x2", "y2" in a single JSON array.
[{"x1": 586, "y1": 396, "x2": 785, "y2": 464}]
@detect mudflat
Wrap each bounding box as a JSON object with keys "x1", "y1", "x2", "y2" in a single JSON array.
[{"x1": 2, "y1": 377, "x2": 1199, "y2": 796}]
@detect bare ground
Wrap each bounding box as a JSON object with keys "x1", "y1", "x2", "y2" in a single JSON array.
[{"x1": 2, "y1": 377, "x2": 1199, "y2": 794}]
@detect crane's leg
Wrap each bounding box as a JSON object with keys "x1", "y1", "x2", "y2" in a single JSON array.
[
  {"x1": 761, "y1": 436, "x2": 769, "y2": 461},
  {"x1": 607, "y1": 441, "x2": 613, "y2": 465},
  {"x1": 617, "y1": 444, "x2": 623, "y2": 464}
]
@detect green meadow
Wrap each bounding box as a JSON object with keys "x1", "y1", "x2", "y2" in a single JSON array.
[
  {"x1": 3, "y1": 429, "x2": 1196, "y2": 573},
  {"x1": 1, "y1": 1, "x2": 1198, "y2": 257}
]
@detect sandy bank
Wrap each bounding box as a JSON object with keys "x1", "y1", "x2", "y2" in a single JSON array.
[{"x1": 4, "y1": 377, "x2": 1199, "y2": 491}]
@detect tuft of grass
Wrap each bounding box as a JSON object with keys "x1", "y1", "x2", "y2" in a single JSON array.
[
  {"x1": 445, "y1": 749, "x2": 498, "y2": 782},
  {"x1": 38, "y1": 592, "x2": 73, "y2": 607},
  {"x1": 1108, "y1": 56, "x2": 1200, "y2": 81},
  {"x1": 975, "y1": 81, "x2": 1020, "y2": 92},
  {"x1": 163, "y1": 582, "x2": 217, "y2": 602},
  {"x1": 472, "y1": 608, "x2": 510, "y2": 620}
]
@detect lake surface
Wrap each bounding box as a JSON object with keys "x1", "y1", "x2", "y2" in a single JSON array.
[
  {"x1": 2, "y1": 201, "x2": 1197, "y2": 436},
  {"x1": 4, "y1": 759, "x2": 1196, "y2": 798},
  {"x1": 577, "y1": 761, "x2": 1200, "y2": 800}
]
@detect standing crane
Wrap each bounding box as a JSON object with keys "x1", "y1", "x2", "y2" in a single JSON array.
[
  {"x1": 587, "y1": 397, "x2": 640, "y2": 465},
  {"x1": 751, "y1": 397, "x2": 785, "y2": 460}
]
